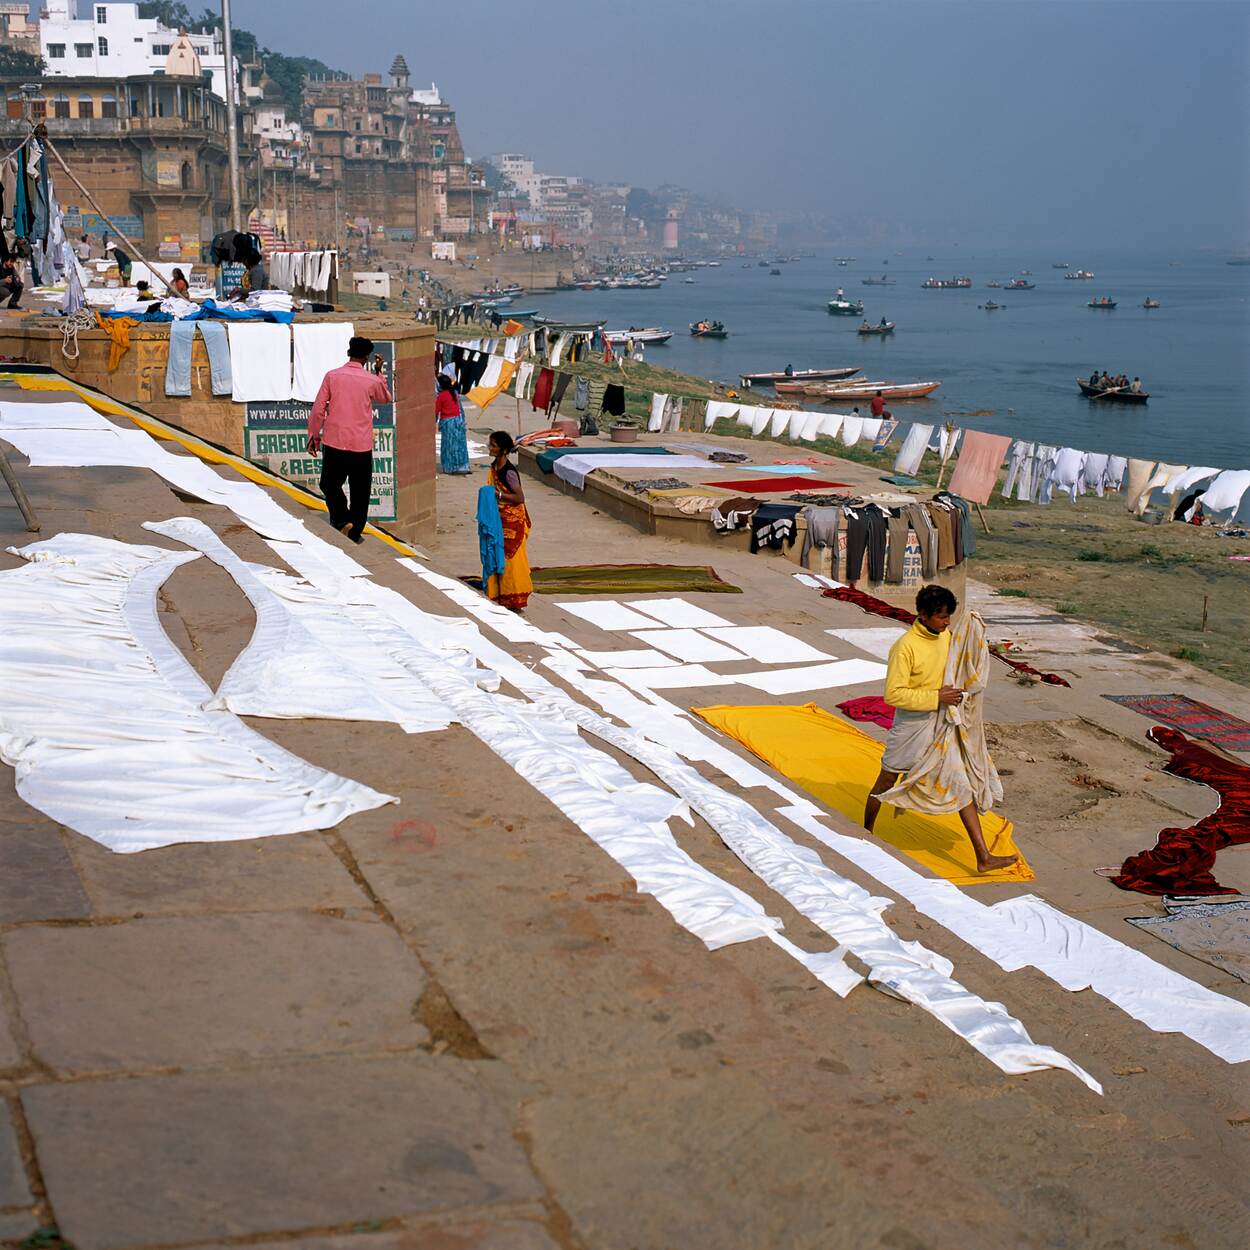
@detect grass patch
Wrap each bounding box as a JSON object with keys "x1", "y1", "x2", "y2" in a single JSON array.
[
  {"x1": 1056, "y1": 603, "x2": 1080, "y2": 615},
  {"x1": 1076, "y1": 549, "x2": 1106, "y2": 561},
  {"x1": 1171, "y1": 646, "x2": 1203, "y2": 662},
  {"x1": 994, "y1": 588, "x2": 1029, "y2": 597}
]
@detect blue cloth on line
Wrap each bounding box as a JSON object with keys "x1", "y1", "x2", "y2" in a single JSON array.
[
  {"x1": 164, "y1": 321, "x2": 234, "y2": 397},
  {"x1": 439, "y1": 410, "x2": 471, "y2": 475},
  {"x1": 477, "y1": 484, "x2": 505, "y2": 582}
]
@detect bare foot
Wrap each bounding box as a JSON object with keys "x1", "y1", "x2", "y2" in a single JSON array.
[{"x1": 976, "y1": 852, "x2": 1019, "y2": 874}]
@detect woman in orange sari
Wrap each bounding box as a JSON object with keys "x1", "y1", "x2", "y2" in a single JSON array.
[{"x1": 487, "y1": 431, "x2": 532, "y2": 611}]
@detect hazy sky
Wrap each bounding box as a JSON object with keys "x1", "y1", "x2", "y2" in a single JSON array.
[{"x1": 92, "y1": 2, "x2": 1250, "y2": 247}]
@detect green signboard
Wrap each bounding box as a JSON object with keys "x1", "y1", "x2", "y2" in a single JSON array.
[{"x1": 243, "y1": 340, "x2": 397, "y2": 522}]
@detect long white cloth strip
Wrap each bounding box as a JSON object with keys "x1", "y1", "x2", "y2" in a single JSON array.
[
  {"x1": 779, "y1": 806, "x2": 1250, "y2": 1065},
  {"x1": 529, "y1": 651, "x2": 1098, "y2": 1089},
  {"x1": 628, "y1": 628, "x2": 747, "y2": 663},
  {"x1": 551, "y1": 454, "x2": 711, "y2": 490},
  {"x1": 292, "y1": 321, "x2": 356, "y2": 403},
  {"x1": 749, "y1": 407, "x2": 773, "y2": 436},
  {"x1": 627, "y1": 598, "x2": 733, "y2": 629},
  {"x1": 768, "y1": 409, "x2": 793, "y2": 439},
  {"x1": 409, "y1": 567, "x2": 576, "y2": 647},
  {"x1": 827, "y1": 626, "x2": 908, "y2": 661},
  {"x1": 0, "y1": 533, "x2": 396, "y2": 853},
  {"x1": 604, "y1": 664, "x2": 729, "y2": 690},
  {"x1": 398, "y1": 570, "x2": 1095, "y2": 1086},
  {"x1": 701, "y1": 625, "x2": 833, "y2": 665},
  {"x1": 265, "y1": 537, "x2": 369, "y2": 582},
  {"x1": 648, "y1": 392, "x2": 667, "y2": 433},
  {"x1": 556, "y1": 599, "x2": 666, "y2": 632},
  {"x1": 228, "y1": 323, "x2": 293, "y2": 402},
  {"x1": 144, "y1": 519, "x2": 455, "y2": 734},
  {"x1": 575, "y1": 648, "x2": 679, "y2": 669},
  {"x1": 0, "y1": 400, "x2": 113, "y2": 430},
  {"x1": 735, "y1": 659, "x2": 888, "y2": 695}
]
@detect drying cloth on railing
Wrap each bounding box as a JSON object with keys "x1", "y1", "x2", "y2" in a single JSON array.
[
  {"x1": 228, "y1": 322, "x2": 293, "y2": 401},
  {"x1": 292, "y1": 322, "x2": 355, "y2": 403},
  {"x1": 749, "y1": 503, "x2": 801, "y2": 553},
  {"x1": 1112, "y1": 727, "x2": 1250, "y2": 897},
  {"x1": 692, "y1": 703, "x2": 1030, "y2": 885}
]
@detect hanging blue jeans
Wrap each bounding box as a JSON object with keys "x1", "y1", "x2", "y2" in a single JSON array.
[{"x1": 165, "y1": 321, "x2": 233, "y2": 397}]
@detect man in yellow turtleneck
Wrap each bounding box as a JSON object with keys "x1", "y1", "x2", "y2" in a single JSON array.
[{"x1": 863, "y1": 584, "x2": 1017, "y2": 874}]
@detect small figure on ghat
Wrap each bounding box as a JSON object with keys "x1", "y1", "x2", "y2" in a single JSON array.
[
  {"x1": 864, "y1": 583, "x2": 1018, "y2": 873},
  {"x1": 485, "y1": 431, "x2": 533, "y2": 611}
]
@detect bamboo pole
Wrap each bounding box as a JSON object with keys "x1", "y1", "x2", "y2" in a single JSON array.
[{"x1": 0, "y1": 444, "x2": 40, "y2": 532}]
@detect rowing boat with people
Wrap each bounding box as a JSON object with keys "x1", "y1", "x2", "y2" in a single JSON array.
[
  {"x1": 1076, "y1": 378, "x2": 1149, "y2": 404},
  {"x1": 739, "y1": 366, "x2": 861, "y2": 386},
  {"x1": 775, "y1": 379, "x2": 942, "y2": 400},
  {"x1": 857, "y1": 321, "x2": 895, "y2": 335}
]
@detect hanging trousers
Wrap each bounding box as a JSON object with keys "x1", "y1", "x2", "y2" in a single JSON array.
[
  {"x1": 320, "y1": 444, "x2": 373, "y2": 540},
  {"x1": 844, "y1": 508, "x2": 888, "y2": 583}
]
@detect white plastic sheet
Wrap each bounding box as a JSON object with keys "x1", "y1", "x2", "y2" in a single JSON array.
[{"x1": 0, "y1": 533, "x2": 395, "y2": 853}]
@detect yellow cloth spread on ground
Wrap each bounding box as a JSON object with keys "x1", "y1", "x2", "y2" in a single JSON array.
[
  {"x1": 693, "y1": 702, "x2": 1033, "y2": 886},
  {"x1": 467, "y1": 360, "x2": 516, "y2": 412}
]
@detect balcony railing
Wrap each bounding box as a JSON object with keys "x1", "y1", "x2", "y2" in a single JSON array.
[{"x1": 0, "y1": 115, "x2": 227, "y2": 138}]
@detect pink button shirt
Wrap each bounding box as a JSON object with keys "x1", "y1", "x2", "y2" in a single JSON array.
[{"x1": 308, "y1": 360, "x2": 393, "y2": 453}]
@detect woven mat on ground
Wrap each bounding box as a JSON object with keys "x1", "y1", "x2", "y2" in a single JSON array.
[
  {"x1": 693, "y1": 702, "x2": 1031, "y2": 885},
  {"x1": 1103, "y1": 694, "x2": 1250, "y2": 750},
  {"x1": 703, "y1": 476, "x2": 851, "y2": 494},
  {"x1": 524, "y1": 564, "x2": 742, "y2": 595}
]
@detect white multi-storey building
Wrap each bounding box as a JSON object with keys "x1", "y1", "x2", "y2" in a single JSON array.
[{"x1": 40, "y1": 1, "x2": 238, "y2": 103}]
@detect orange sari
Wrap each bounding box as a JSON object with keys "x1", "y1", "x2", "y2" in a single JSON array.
[{"x1": 487, "y1": 463, "x2": 532, "y2": 610}]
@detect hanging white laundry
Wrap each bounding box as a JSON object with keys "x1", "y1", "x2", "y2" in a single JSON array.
[
  {"x1": 1104, "y1": 455, "x2": 1128, "y2": 491},
  {"x1": 1081, "y1": 452, "x2": 1110, "y2": 497},
  {"x1": 840, "y1": 415, "x2": 864, "y2": 447},
  {"x1": 819, "y1": 413, "x2": 845, "y2": 441},
  {"x1": 514, "y1": 361, "x2": 534, "y2": 399},
  {"x1": 1041, "y1": 447, "x2": 1087, "y2": 504},
  {"x1": 938, "y1": 426, "x2": 961, "y2": 462},
  {"x1": 228, "y1": 323, "x2": 293, "y2": 402},
  {"x1": 1198, "y1": 469, "x2": 1250, "y2": 515},
  {"x1": 1130, "y1": 462, "x2": 1183, "y2": 516},
  {"x1": 648, "y1": 392, "x2": 668, "y2": 433},
  {"x1": 768, "y1": 408, "x2": 793, "y2": 439},
  {"x1": 749, "y1": 406, "x2": 773, "y2": 436},
  {"x1": 894, "y1": 423, "x2": 933, "y2": 476},
  {"x1": 0, "y1": 533, "x2": 396, "y2": 854},
  {"x1": 860, "y1": 417, "x2": 883, "y2": 441},
  {"x1": 291, "y1": 322, "x2": 356, "y2": 403},
  {"x1": 735, "y1": 406, "x2": 754, "y2": 428},
  {"x1": 476, "y1": 356, "x2": 504, "y2": 390},
  {"x1": 1000, "y1": 441, "x2": 1033, "y2": 500},
  {"x1": 1165, "y1": 466, "x2": 1220, "y2": 496},
  {"x1": 703, "y1": 399, "x2": 739, "y2": 430},
  {"x1": 797, "y1": 411, "x2": 825, "y2": 442}
]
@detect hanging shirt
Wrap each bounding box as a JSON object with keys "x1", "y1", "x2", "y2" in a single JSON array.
[{"x1": 308, "y1": 360, "x2": 392, "y2": 453}]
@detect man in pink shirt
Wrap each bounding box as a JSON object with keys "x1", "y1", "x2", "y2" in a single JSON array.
[{"x1": 306, "y1": 335, "x2": 392, "y2": 543}]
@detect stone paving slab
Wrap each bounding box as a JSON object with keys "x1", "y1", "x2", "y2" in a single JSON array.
[
  {"x1": 0, "y1": 1100, "x2": 31, "y2": 1212},
  {"x1": 0, "y1": 809, "x2": 92, "y2": 924},
  {"x1": 22, "y1": 1055, "x2": 542, "y2": 1250},
  {"x1": 67, "y1": 831, "x2": 367, "y2": 918},
  {"x1": 0, "y1": 1002, "x2": 20, "y2": 1073},
  {"x1": 0, "y1": 1210, "x2": 40, "y2": 1241},
  {"x1": 187, "y1": 1215, "x2": 560, "y2": 1250},
  {"x1": 3, "y1": 912, "x2": 428, "y2": 1074}
]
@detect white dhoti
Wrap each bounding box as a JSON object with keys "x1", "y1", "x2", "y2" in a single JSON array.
[{"x1": 881, "y1": 708, "x2": 938, "y2": 773}]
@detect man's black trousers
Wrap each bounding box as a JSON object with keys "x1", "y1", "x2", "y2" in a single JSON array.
[{"x1": 320, "y1": 444, "x2": 373, "y2": 539}]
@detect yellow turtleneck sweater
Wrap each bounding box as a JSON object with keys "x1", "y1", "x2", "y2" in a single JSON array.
[{"x1": 884, "y1": 620, "x2": 951, "y2": 712}]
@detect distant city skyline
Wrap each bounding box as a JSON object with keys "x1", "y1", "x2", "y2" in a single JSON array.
[{"x1": 52, "y1": 1, "x2": 1250, "y2": 249}]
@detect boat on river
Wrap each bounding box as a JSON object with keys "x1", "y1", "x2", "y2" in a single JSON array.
[
  {"x1": 690, "y1": 320, "x2": 729, "y2": 338},
  {"x1": 1077, "y1": 378, "x2": 1149, "y2": 404},
  {"x1": 604, "y1": 327, "x2": 673, "y2": 345},
  {"x1": 1087, "y1": 298, "x2": 1117, "y2": 309},
  {"x1": 982, "y1": 301, "x2": 1004, "y2": 310},
  {"x1": 921, "y1": 277, "x2": 972, "y2": 289},
  {"x1": 857, "y1": 321, "x2": 895, "y2": 335},
  {"x1": 861, "y1": 275, "x2": 894, "y2": 285},
  {"x1": 774, "y1": 378, "x2": 941, "y2": 400},
  {"x1": 531, "y1": 316, "x2": 607, "y2": 332},
  {"x1": 1005, "y1": 278, "x2": 1035, "y2": 289},
  {"x1": 1142, "y1": 298, "x2": 1161, "y2": 309},
  {"x1": 1065, "y1": 269, "x2": 1095, "y2": 280},
  {"x1": 827, "y1": 296, "x2": 865, "y2": 315},
  {"x1": 985, "y1": 281, "x2": 1002, "y2": 288},
  {"x1": 740, "y1": 366, "x2": 861, "y2": 387},
  {"x1": 1052, "y1": 262, "x2": 1070, "y2": 269}
]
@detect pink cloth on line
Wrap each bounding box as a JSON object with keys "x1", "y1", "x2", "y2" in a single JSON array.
[
  {"x1": 308, "y1": 360, "x2": 393, "y2": 452},
  {"x1": 837, "y1": 695, "x2": 896, "y2": 729},
  {"x1": 947, "y1": 430, "x2": 1014, "y2": 505}
]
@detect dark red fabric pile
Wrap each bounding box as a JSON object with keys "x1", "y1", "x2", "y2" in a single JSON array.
[
  {"x1": 820, "y1": 585, "x2": 1072, "y2": 687},
  {"x1": 709, "y1": 476, "x2": 850, "y2": 494},
  {"x1": 1112, "y1": 727, "x2": 1250, "y2": 896},
  {"x1": 836, "y1": 696, "x2": 895, "y2": 729}
]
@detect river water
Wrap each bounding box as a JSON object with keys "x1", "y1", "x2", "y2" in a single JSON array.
[{"x1": 523, "y1": 250, "x2": 1250, "y2": 472}]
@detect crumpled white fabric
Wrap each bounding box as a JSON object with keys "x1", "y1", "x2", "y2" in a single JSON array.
[
  {"x1": 1165, "y1": 466, "x2": 1221, "y2": 496},
  {"x1": 648, "y1": 392, "x2": 668, "y2": 433},
  {"x1": 144, "y1": 518, "x2": 456, "y2": 734},
  {"x1": 1199, "y1": 469, "x2": 1250, "y2": 516},
  {"x1": 0, "y1": 533, "x2": 395, "y2": 854}
]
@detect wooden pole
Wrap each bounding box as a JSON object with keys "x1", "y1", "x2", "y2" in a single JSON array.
[
  {"x1": 0, "y1": 444, "x2": 40, "y2": 532},
  {"x1": 1202, "y1": 595, "x2": 1209, "y2": 632},
  {"x1": 975, "y1": 502, "x2": 991, "y2": 533}
]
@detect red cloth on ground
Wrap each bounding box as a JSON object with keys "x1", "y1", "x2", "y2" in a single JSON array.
[
  {"x1": 837, "y1": 695, "x2": 896, "y2": 728},
  {"x1": 708, "y1": 476, "x2": 850, "y2": 494},
  {"x1": 1112, "y1": 727, "x2": 1250, "y2": 896},
  {"x1": 820, "y1": 586, "x2": 1072, "y2": 687},
  {"x1": 531, "y1": 367, "x2": 554, "y2": 412}
]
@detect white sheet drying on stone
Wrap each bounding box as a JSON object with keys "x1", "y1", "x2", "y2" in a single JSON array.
[
  {"x1": 827, "y1": 626, "x2": 908, "y2": 660},
  {"x1": 0, "y1": 533, "x2": 395, "y2": 853},
  {"x1": 574, "y1": 648, "x2": 679, "y2": 670},
  {"x1": 144, "y1": 518, "x2": 455, "y2": 734},
  {"x1": 401, "y1": 571, "x2": 1097, "y2": 1086},
  {"x1": 552, "y1": 454, "x2": 711, "y2": 490},
  {"x1": 701, "y1": 625, "x2": 833, "y2": 664},
  {"x1": 0, "y1": 399, "x2": 114, "y2": 430},
  {"x1": 629, "y1": 598, "x2": 734, "y2": 629},
  {"x1": 735, "y1": 658, "x2": 889, "y2": 695},
  {"x1": 628, "y1": 629, "x2": 747, "y2": 663},
  {"x1": 556, "y1": 600, "x2": 663, "y2": 632}
]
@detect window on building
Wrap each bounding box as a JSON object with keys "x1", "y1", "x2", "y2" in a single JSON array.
[
  {"x1": 96, "y1": 6, "x2": 107, "y2": 22},
  {"x1": 432, "y1": 143, "x2": 445, "y2": 161},
  {"x1": 52, "y1": 95, "x2": 70, "y2": 119},
  {"x1": 101, "y1": 94, "x2": 117, "y2": 119},
  {"x1": 129, "y1": 95, "x2": 141, "y2": 117},
  {"x1": 5, "y1": 96, "x2": 21, "y2": 120},
  {"x1": 77, "y1": 95, "x2": 94, "y2": 119},
  {"x1": 29, "y1": 99, "x2": 46, "y2": 119},
  {"x1": 47, "y1": 44, "x2": 65, "y2": 58},
  {"x1": 75, "y1": 43, "x2": 92, "y2": 57},
  {"x1": 97, "y1": 37, "x2": 108, "y2": 56},
  {"x1": 152, "y1": 44, "x2": 171, "y2": 55}
]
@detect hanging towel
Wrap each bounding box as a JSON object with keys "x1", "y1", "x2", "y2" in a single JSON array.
[
  {"x1": 749, "y1": 406, "x2": 773, "y2": 436},
  {"x1": 601, "y1": 383, "x2": 626, "y2": 417},
  {"x1": 476, "y1": 484, "x2": 505, "y2": 582},
  {"x1": 531, "y1": 367, "x2": 554, "y2": 412},
  {"x1": 946, "y1": 430, "x2": 1012, "y2": 504},
  {"x1": 1198, "y1": 469, "x2": 1250, "y2": 515},
  {"x1": 860, "y1": 417, "x2": 883, "y2": 442},
  {"x1": 1104, "y1": 455, "x2": 1128, "y2": 491},
  {"x1": 228, "y1": 323, "x2": 293, "y2": 402},
  {"x1": 797, "y1": 412, "x2": 825, "y2": 441},
  {"x1": 819, "y1": 413, "x2": 845, "y2": 441},
  {"x1": 704, "y1": 399, "x2": 738, "y2": 430},
  {"x1": 768, "y1": 408, "x2": 793, "y2": 439},
  {"x1": 648, "y1": 392, "x2": 669, "y2": 433},
  {"x1": 894, "y1": 423, "x2": 933, "y2": 476},
  {"x1": 735, "y1": 406, "x2": 754, "y2": 428},
  {"x1": 1124, "y1": 458, "x2": 1158, "y2": 512},
  {"x1": 1131, "y1": 462, "x2": 1184, "y2": 516},
  {"x1": 840, "y1": 415, "x2": 864, "y2": 447},
  {"x1": 291, "y1": 322, "x2": 355, "y2": 403},
  {"x1": 468, "y1": 360, "x2": 517, "y2": 412}
]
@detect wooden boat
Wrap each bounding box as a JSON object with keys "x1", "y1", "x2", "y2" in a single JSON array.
[
  {"x1": 857, "y1": 321, "x2": 895, "y2": 335},
  {"x1": 1087, "y1": 299, "x2": 1117, "y2": 309},
  {"x1": 1077, "y1": 378, "x2": 1149, "y2": 404},
  {"x1": 921, "y1": 277, "x2": 972, "y2": 289},
  {"x1": 861, "y1": 276, "x2": 894, "y2": 285},
  {"x1": 827, "y1": 297, "x2": 865, "y2": 315},
  {"x1": 507, "y1": 308, "x2": 538, "y2": 319},
  {"x1": 1052, "y1": 262, "x2": 1070, "y2": 269},
  {"x1": 740, "y1": 366, "x2": 861, "y2": 386},
  {"x1": 799, "y1": 380, "x2": 942, "y2": 401},
  {"x1": 531, "y1": 316, "x2": 606, "y2": 331},
  {"x1": 1142, "y1": 299, "x2": 1161, "y2": 309},
  {"x1": 1005, "y1": 279, "x2": 1034, "y2": 289},
  {"x1": 769, "y1": 268, "x2": 782, "y2": 276},
  {"x1": 982, "y1": 301, "x2": 1004, "y2": 310},
  {"x1": 985, "y1": 281, "x2": 1002, "y2": 288},
  {"x1": 690, "y1": 321, "x2": 729, "y2": 338},
  {"x1": 1065, "y1": 269, "x2": 1095, "y2": 280},
  {"x1": 604, "y1": 327, "x2": 673, "y2": 345}
]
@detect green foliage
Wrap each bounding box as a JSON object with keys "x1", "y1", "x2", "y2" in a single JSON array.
[
  {"x1": 263, "y1": 51, "x2": 340, "y2": 113},
  {"x1": 994, "y1": 587, "x2": 1029, "y2": 597},
  {"x1": 1056, "y1": 603, "x2": 1080, "y2": 615},
  {"x1": 1076, "y1": 549, "x2": 1105, "y2": 561},
  {"x1": 138, "y1": 1, "x2": 196, "y2": 26},
  {"x1": 1172, "y1": 646, "x2": 1202, "y2": 662},
  {"x1": 0, "y1": 46, "x2": 43, "y2": 76}
]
